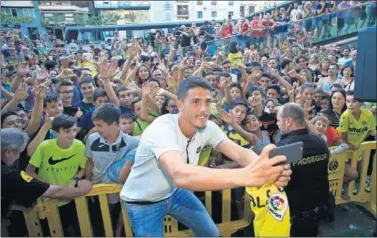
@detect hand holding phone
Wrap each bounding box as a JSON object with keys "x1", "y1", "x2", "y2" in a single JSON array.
[{"x1": 269, "y1": 142, "x2": 304, "y2": 165}]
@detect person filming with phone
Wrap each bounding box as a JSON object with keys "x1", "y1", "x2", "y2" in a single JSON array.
[{"x1": 276, "y1": 103, "x2": 331, "y2": 237}]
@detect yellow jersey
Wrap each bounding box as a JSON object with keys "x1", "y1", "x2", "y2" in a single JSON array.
[
  {"x1": 337, "y1": 108, "x2": 375, "y2": 146},
  {"x1": 246, "y1": 184, "x2": 291, "y2": 237}
]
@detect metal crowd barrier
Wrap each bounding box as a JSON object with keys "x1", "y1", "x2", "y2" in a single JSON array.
[{"x1": 7, "y1": 141, "x2": 376, "y2": 237}]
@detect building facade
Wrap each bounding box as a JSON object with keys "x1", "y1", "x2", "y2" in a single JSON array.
[{"x1": 1, "y1": 0, "x2": 46, "y2": 40}]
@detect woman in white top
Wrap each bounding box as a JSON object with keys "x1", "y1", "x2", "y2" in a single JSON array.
[{"x1": 340, "y1": 66, "x2": 355, "y2": 91}]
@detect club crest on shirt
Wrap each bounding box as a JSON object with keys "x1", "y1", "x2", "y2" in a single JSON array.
[{"x1": 268, "y1": 193, "x2": 288, "y2": 221}]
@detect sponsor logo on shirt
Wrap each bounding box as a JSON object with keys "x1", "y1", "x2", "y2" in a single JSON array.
[{"x1": 48, "y1": 154, "x2": 76, "y2": 165}]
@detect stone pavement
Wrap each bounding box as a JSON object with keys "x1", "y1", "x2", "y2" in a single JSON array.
[{"x1": 319, "y1": 203, "x2": 376, "y2": 237}]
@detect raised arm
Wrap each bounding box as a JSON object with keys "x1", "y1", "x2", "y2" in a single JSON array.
[
  {"x1": 98, "y1": 61, "x2": 120, "y2": 106},
  {"x1": 25, "y1": 85, "x2": 47, "y2": 136}
]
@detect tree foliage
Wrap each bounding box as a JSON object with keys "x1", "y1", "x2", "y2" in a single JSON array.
[{"x1": 1, "y1": 13, "x2": 35, "y2": 24}]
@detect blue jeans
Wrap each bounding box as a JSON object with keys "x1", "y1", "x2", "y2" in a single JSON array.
[{"x1": 124, "y1": 188, "x2": 219, "y2": 237}]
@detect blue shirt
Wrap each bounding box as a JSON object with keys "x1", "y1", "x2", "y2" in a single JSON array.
[{"x1": 77, "y1": 111, "x2": 95, "y2": 131}]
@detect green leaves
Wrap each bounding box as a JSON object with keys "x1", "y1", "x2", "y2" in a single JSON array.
[{"x1": 1, "y1": 13, "x2": 35, "y2": 24}]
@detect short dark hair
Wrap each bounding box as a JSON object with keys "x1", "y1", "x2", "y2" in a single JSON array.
[
  {"x1": 120, "y1": 113, "x2": 133, "y2": 120},
  {"x1": 92, "y1": 104, "x2": 121, "y2": 125},
  {"x1": 52, "y1": 114, "x2": 76, "y2": 132},
  {"x1": 246, "y1": 86, "x2": 265, "y2": 99},
  {"x1": 222, "y1": 60, "x2": 231, "y2": 66},
  {"x1": 131, "y1": 97, "x2": 141, "y2": 112},
  {"x1": 220, "y1": 72, "x2": 231, "y2": 78},
  {"x1": 79, "y1": 75, "x2": 94, "y2": 88},
  {"x1": 1, "y1": 111, "x2": 19, "y2": 128},
  {"x1": 212, "y1": 66, "x2": 223, "y2": 72},
  {"x1": 177, "y1": 77, "x2": 212, "y2": 100},
  {"x1": 231, "y1": 98, "x2": 249, "y2": 109},
  {"x1": 321, "y1": 93, "x2": 331, "y2": 101},
  {"x1": 230, "y1": 82, "x2": 242, "y2": 94},
  {"x1": 147, "y1": 78, "x2": 161, "y2": 87},
  {"x1": 267, "y1": 84, "x2": 281, "y2": 95},
  {"x1": 296, "y1": 55, "x2": 308, "y2": 63},
  {"x1": 329, "y1": 63, "x2": 339, "y2": 69},
  {"x1": 116, "y1": 86, "x2": 129, "y2": 96},
  {"x1": 93, "y1": 89, "x2": 108, "y2": 102},
  {"x1": 43, "y1": 92, "x2": 60, "y2": 108},
  {"x1": 57, "y1": 79, "x2": 73, "y2": 93},
  {"x1": 279, "y1": 103, "x2": 306, "y2": 126},
  {"x1": 280, "y1": 58, "x2": 292, "y2": 70}
]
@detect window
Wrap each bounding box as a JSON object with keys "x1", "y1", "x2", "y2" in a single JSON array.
[
  {"x1": 249, "y1": 6, "x2": 255, "y2": 14},
  {"x1": 197, "y1": 1, "x2": 203, "y2": 5},
  {"x1": 240, "y1": 6, "x2": 245, "y2": 17},
  {"x1": 211, "y1": 11, "x2": 217, "y2": 18},
  {"x1": 228, "y1": 1, "x2": 233, "y2": 6},
  {"x1": 228, "y1": 11, "x2": 233, "y2": 17},
  {"x1": 11, "y1": 9, "x2": 17, "y2": 17},
  {"x1": 177, "y1": 5, "x2": 189, "y2": 15},
  {"x1": 211, "y1": 1, "x2": 216, "y2": 6},
  {"x1": 197, "y1": 11, "x2": 203, "y2": 19}
]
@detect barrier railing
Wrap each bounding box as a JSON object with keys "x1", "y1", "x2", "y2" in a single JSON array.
[{"x1": 7, "y1": 141, "x2": 376, "y2": 237}]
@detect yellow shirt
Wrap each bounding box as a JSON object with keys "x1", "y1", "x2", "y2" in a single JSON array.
[
  {"x1": 79, "y1": 61, "x2": 97, "y2": 76},
  {"x1": 228, "y1": 52, "x2": 243, "y2": 69},
  {"x1": 246, "y1": 184, "x2": 291, "y2": 237},
  {"x1": 337, "y1": 108, "x2": 375, "y2": 146}
]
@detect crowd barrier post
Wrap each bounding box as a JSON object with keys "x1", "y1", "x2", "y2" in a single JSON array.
[{"x1": 328, "y1": 149, "x2": 347, "y2": 204}]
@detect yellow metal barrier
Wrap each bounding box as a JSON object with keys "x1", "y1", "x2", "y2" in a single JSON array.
[
  {"x1": 7, "y1": 141, "x2": 376, "y2": 236},
  {"x1": 328, "y1": 141, "x2": 376, "y2": 218}
]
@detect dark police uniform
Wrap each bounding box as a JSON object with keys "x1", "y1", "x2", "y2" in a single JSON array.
[
  {"x1": 1, "y1": 165, "x2": 50, "y2": 218},
  {"x1": 276, "y1": 128, "x2": 330, "y2": 237}
]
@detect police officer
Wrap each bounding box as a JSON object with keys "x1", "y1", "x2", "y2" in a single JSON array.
[
  {"x1": 276, "y1": 103, "x2": 330, "y2": 237},
  {"x1": 1, "y1": 128, "x2": 92, "y2": 235}
]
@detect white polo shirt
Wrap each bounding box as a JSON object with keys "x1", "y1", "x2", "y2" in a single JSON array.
[{"x1": 120, "y1": 114, "x2": 227, "y2": 202}]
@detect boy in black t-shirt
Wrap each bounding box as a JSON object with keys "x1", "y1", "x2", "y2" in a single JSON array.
[{"x1": 76, "y1": 76, "x2": 95, "y2": 114}]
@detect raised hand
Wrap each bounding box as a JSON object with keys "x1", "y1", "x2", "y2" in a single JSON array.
[
  {"x1": 141, "y1": 82, "x2": 151, "y2": 97},
  {"x1": 180, "y1": 57, "x2": 190, "y2": 70},
  {"x1": 98, "y1": 61, "x2": 118, "y2": 81},
  {"x1": 36, "y1": 68, "x2": 49, "y2": 82},
  {"x1": 17, "y1": 62, "x2": 29, "y2": 77},
  {"x1": 219, "y1": 76, "x2": 231, "y2": 89},
  {"x1": 14, "y1": 83, "x2": 28, "y2": 102},
  {"x1": 243, "y1": 144, "x2": 291, "y2": 188},
  {"x1": 75, "y1": 107, "x2": 83, "y2": 119},
  {"x1": 60, "y1": 57, "x2": 69, "y2": 70},
  {"x1": 127, "y1": 43, "x2": 140, "y2": 58},
  {"x1": 219, "y1": 109, "x2": 235, "y2": 126},
  {"x1": 270, "y1": 69, "x2": 279, "y2": 78},
  {"x1": 288, "y1": 70, "x2": 298, "y2": 78},
  {"x1": 34, "y1": 84, "x2": 49, "y2": 100}
]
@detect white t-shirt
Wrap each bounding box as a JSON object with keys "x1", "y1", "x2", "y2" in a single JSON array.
[
  {"x1": 120, "y1": 114, "x2": 227, "y2": 202},
  {"x1": 290, "y1": 9, "x2": 302, "y2": 22}
]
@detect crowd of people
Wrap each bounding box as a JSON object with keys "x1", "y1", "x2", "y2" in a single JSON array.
[{"x1": 1, "y1": 1, "x2": 377, "y2": 237}]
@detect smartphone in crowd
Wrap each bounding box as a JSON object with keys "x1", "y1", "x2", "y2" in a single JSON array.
[{"x1": 269, "y1": 141, "x2": 304, "y2": 166}]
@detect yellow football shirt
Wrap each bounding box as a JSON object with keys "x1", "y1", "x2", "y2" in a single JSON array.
[
  {"x1": 246, "y1": 184, "x2": 291, "y2": 237},
  {"x1": 337, "y1": 108, "x2": 375, "y2": 146}
]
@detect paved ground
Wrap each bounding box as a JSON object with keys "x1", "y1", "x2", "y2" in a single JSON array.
[{"x1": 319, "y1": 203, "x2": 376, "y2": 237}]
